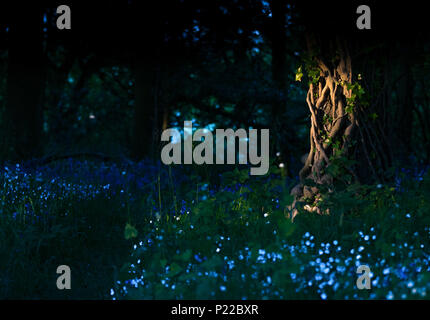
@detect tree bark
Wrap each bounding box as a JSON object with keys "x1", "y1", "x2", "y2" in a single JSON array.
[
  {"x1": 291, "y1": 35, "x2": 394, "y2": 217},
  {"x1": 269, "y1": 0, "x2": 297, "y2": 174},
  {"x1": 3, "y1": 6, "x2": 46, "y2": 160},
  {"x1": 131, "y1": 57, "x2": 159, "y2": 160},
  {"x1": 294, "y1": 38, "x2": 354, "y2": 195},
  {"x1": 396, "y1": 47, "x2": 414, "y2": 156}
]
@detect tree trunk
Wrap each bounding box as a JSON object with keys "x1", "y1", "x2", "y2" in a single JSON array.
[
  {"x1": 295, "y1": 38, "x2": 354, "y2": 194},
  {"x1": 131, "y1": 57, "x2": 159, "y2": 160},
  {"x1": 291, "y1": 38, "x2": 361, "y2": 211},
  {"x1": 396, "y1": 47, "x2": 414, "y2": 157},
  {"x1": 291, "y1": 36, "x2": 393, "y2": 216},
  {"x1": 269, "y1": 0, "x2": 296, "y2": 174},
  {"x1": 3, "y1": 6, "x2": 46, "y2": 160}
]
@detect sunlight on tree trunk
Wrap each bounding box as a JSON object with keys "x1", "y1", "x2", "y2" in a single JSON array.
[
  {"x1": 290, "y1": 37, "x2": 362, "y2": 218},
  {"x1": 290, "y1": 35, "x2": 395, "y2": 219}
]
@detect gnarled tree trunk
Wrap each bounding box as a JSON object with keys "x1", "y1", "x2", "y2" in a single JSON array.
[
  {"x1": 291, "y1": 38, "x2": 355, "y2": 201},
  {"x1": 290, "y1": 36, "x2": 393, "y2": 218}
]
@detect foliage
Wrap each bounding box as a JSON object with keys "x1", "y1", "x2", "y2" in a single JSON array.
[
  {"x1": 0, "y1": 159, "x2": 428, "y2": 300},
  {"x1": 112, "y1": 164, "x2": 430, "y2": 300}
]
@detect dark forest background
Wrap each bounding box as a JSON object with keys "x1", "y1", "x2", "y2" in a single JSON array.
[
  {"x1": 1, "y1": 1, "x2": 429, "y2": 169},
  {"x1": 0, "y1": 1, "x2": 429, "y2": 300}
]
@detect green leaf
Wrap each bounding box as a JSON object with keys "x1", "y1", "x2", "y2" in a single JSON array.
[
  {"x1": 160, "y1": 259, "x2": 167, "y2": 268},
  {"x1": 370, "y1": 112, "x2": 378, "y2": 120},
  {"x1": 124, "y1": 223, "x2": 138, "y2": 240},
  {"x1": 295, "y1": 66, "x2": 303, "y2": 82},
  {"x1": 179, "y1": 249, "x2": 192, "y2": 262},
  {"x1": 277, "y1": 215, "x2": 296, "y2": 238},
  {"x1": 169, "y1": 262, "x2": 183, "y2": 277}
]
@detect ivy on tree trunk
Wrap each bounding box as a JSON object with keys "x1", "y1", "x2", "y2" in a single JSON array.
[{"x1": 291, "y1": 35, "x2": 392, "y2": 216}]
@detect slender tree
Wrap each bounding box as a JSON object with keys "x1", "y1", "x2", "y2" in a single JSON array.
[
  {"x1": 132, "y1": 55, "x2": 159, "y2": 159},
  {"x1": 3, "y1": 5, "x2": 46, "y2": 160},
  {"x1": 269, "y1": 0, "x2": 290, "y2": 167}
]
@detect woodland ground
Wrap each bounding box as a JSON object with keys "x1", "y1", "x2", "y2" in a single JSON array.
[{"x1": 0, "y1": 159, "x2": 429, "y2": 299}]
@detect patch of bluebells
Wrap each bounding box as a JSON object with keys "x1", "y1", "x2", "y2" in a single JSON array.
[
  {"x1": 1, "y1": 159, "x2": 428, "y2": 300},
  {"x1": 0, "y1": 159, "x2": 193, "y2": 220},
  {"x1": 115, "y1": 219, "x2": 429, "y2": 300},
  {"x1": 395, "y1": 165, "x2": 429, "y2": 191},
  {"x1": 113, "y1": 169, "x2": 430, "y2": 300},
  {"x1": 1, "y1": 163, "x2": 111, "y2": 219},
  {"x1": 285, "y1": 227, "x2": 429, "y2": 300}
]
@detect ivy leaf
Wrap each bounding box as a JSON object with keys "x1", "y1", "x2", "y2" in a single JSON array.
[
  {"x1": 178, "y1": 249, "x2": 192, "y2": 262},
  {"x1": 160, "y1": 259, "x2": 167, "y2": 268},
  {"x1": 370, "y1": 113, "x2": 378, "y2": 120},
  {"x1": 295, "y1": 66, "x2": 303, "y2": 82},
  {"x1": 124, "y1": 223, "x2": 138, "y2": 240}
]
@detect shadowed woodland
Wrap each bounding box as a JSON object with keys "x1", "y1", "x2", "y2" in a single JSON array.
[{"x1": 0, "y1": 1, "x2": 429, "y2": 299}]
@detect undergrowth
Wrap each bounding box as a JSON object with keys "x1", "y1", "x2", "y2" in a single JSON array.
[{"x1": 0, "y1": 161, "x2": 428, "y2": 299}]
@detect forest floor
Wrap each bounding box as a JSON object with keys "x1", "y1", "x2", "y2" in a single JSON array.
[{"x1": 0, "y1": 159, "x2": 429, "y2": 299}]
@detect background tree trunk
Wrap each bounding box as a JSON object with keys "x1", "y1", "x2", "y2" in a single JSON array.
[
  {"x1": 270, "y1": 0, "x2": 293, "y2": 173},
  {"x1": 3, "y1": 6, "x2": 46, "y2": 160},
  {"x1": 396, "y1": 46, "x2": 414, "y2": 157},
  {"x1": 131, "y1": 57, "x2": 159, "y2": 160}
]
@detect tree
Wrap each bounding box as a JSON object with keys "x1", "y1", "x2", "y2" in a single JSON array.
[
  {"x1": 289, "y1": 2, "x2": 396, "y2": 212},
  {"x1": 291, "y1": 37, "x2": 358, "y2": 200},
  {"x1": 2, "y1": 5, "x2": 46, "y2": 160},
  {"x1": 132, "y1": 54, "x2": 159, "y2": 159},
  {"x1": 269, "y1": 0, "x2": 291, "y2": 168}
]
